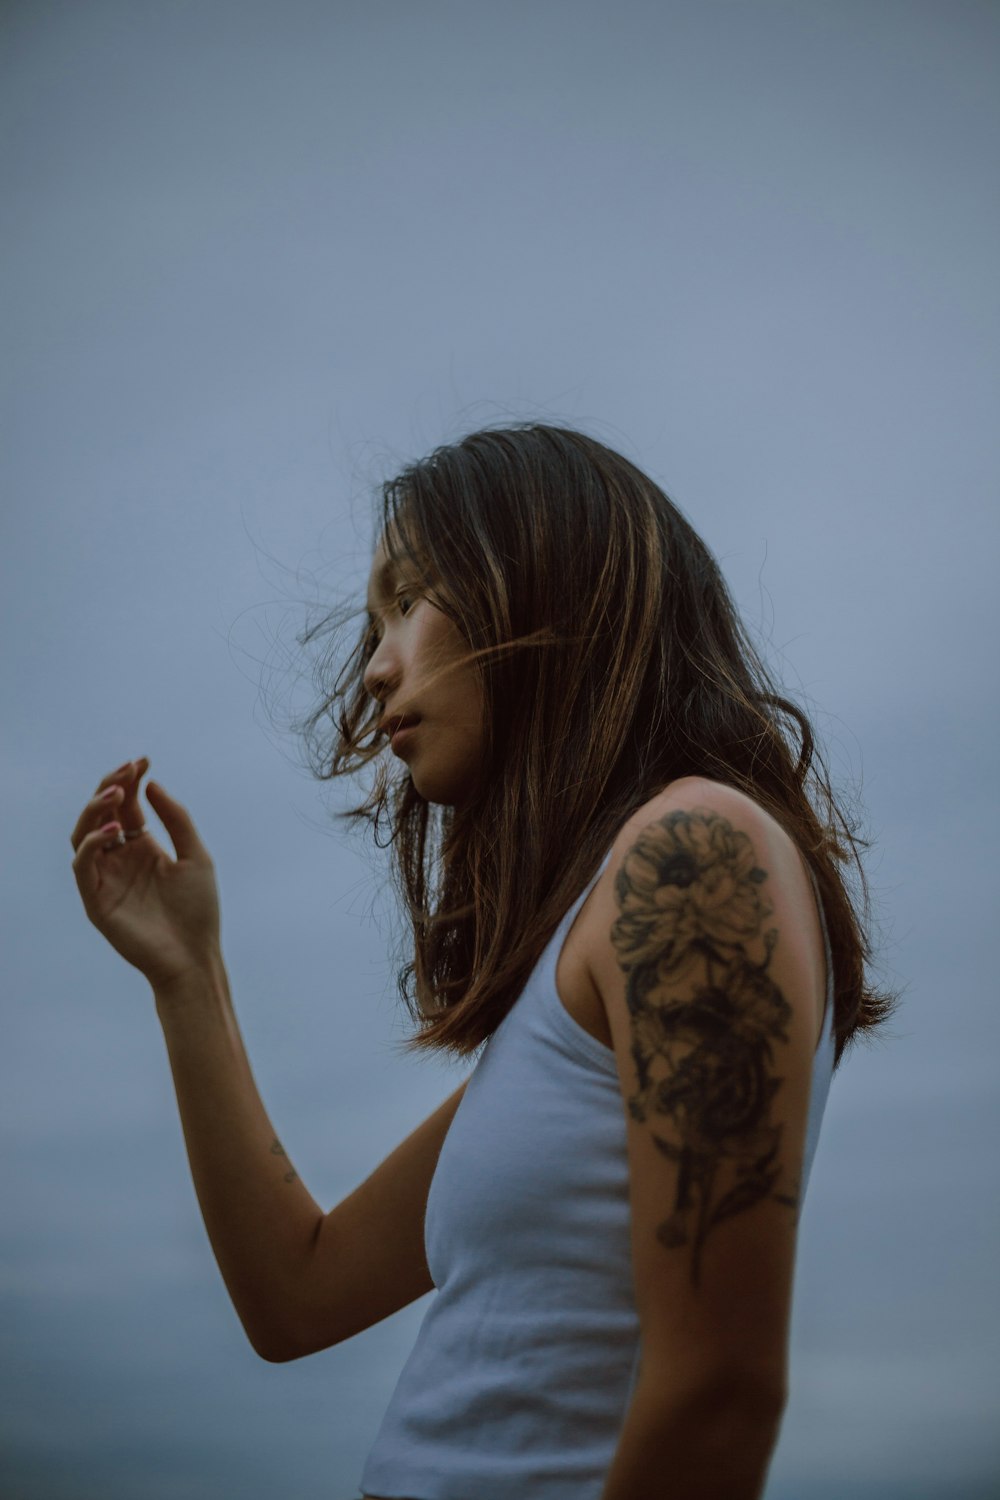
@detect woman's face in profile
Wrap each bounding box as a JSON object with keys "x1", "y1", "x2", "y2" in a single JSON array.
[{"x1": 363, "y1": 537, "x2": 485, "y2": 806}]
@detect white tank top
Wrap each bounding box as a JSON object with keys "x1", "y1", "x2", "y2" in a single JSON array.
[{"x1": 360, "y1": 847, "x2": 837, "y2": 1500}]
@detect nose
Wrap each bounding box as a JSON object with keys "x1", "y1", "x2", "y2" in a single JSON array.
[{"x1": 363, "y1": 631, "x2": 401, "y2": 704}]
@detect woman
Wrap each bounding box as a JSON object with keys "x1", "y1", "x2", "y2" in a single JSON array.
[{"x1": 71, "y1": 424, "x2": 893, "y2": 1500}]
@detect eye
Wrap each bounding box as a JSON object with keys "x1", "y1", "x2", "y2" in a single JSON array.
[{"x1": 395, "y1": 589, "x2": 418, "y2": 616}]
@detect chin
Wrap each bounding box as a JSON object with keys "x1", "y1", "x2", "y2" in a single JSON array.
[
  {"x1": 410, "y1": 766, "x2": 478, "y2": 808},
  {"x1": 404, "y1": 734, "x2": 484, "y2": 808},
  {"x1": 413, "y1": 782, "x2": 468, "y2": 808}
]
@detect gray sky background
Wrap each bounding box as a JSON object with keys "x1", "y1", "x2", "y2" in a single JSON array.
[{"x1": 2, "y1": 2, "x2": 998, "y2": 1497}]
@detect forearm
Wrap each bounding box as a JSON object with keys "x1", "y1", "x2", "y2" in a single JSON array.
[
  {"x1": 153, "y1": 954, "x2": 324, "y2": 1361},
  {"x1": 600, "y1": 1372, "x2": 783, "y2": 1500}
]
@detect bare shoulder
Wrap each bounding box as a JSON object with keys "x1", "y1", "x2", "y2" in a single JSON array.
[
  {"x1": 579, "y1": 776, "x2": 828, "y2": 1052},
  {"x1": 610, "y1": 776, "x2": 796, "y2": 870}
]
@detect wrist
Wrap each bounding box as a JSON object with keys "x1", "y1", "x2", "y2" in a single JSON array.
[{"x1": 152, "y1": 949, "x2": 230, "y2": 1019}]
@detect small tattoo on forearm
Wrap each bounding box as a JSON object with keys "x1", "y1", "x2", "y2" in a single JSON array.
[
  {"x1": 270, "y1": 1137, "x2": 297, "y2": 1184},
  {"x1": 612, "y1": 808, "x2": 796, "y2": 1287}
]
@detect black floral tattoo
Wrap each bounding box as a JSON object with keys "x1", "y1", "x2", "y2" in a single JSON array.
[
  {"x1": 612, "y1": 808, "x2": 796, "y2": 1287},
  {"x1": 270, "y1": 1138, "x2": 297, "y2": 1184}
]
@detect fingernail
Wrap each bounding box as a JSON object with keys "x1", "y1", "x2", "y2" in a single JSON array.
[{"x1": 114, "y1": 761, "x2": 132, "y2": 774}]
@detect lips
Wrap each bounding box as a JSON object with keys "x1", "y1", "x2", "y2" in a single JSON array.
[{"x1": 378, "y1": 713, "x2": 420, "y2": 739}]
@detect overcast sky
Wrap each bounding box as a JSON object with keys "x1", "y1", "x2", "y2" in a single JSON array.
[{"x1": 3, "y1": 2, "x2": 998, "y2": 1497}]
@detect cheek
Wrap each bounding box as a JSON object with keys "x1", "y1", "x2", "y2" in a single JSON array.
[{"x1": 456, "y1": 675, "x2": 486, "y2": 738}]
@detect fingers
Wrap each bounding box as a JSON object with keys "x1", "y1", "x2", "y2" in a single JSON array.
[
  {"x1": 71, "y1": 760, "x2": 209, "y2": 867},
  {"x1": 70, "y1": 786, "x2": 119, "y2": 851},
  {"x1": 93, "y1": 757, "x2": 148, "y2": 798},
  {"x1": 71, "y1": 758, "x2": 149, "y2": 852},
  {"x1": 116, "y1": 757, "x2": 150, "y2": 833},
  {"x1": 71, "y1": 818, "x2": 126, "y2": 899},
  {"x1": 144, "y1": 780, "x2": 210, "y2": 865}
]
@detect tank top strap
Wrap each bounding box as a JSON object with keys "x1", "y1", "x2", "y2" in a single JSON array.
[
  {"x1": 543, "y1": 846, "x2": 616, "y2": 969},
  {"x1": 804, "y1": 861, "x2": 836, "y2": 1053}
]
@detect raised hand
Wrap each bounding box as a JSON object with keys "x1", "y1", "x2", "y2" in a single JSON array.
[{"x1": 70, "y1": 758, "x2": 222, "y2": 993}]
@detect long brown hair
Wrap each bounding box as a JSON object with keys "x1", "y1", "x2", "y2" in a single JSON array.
[{"x1": 297, "y1": 423, "x2": 895, "y2": 1069}]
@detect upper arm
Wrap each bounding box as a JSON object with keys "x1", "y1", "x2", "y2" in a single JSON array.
[
  {"x1": 289, "y1": 1078, "x2": 470, "y2": 1357},
  {"x1": 589, "y1": 782, "x2": 825, "y2": 1409}
]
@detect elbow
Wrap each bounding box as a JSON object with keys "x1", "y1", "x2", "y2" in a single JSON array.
[
  {"x1": 247, "y1": 1315, "x2": 342, "y2": 1364},
  {"x1": 619, "y1": 1363, "x2": 787, "y2": 1486},
  {"x1": 701, "y1": 1362, "x2": 786, "y2": 1421},
  {"x1": 641, "y1": 1357, "x2": 787, "y2": 1430},
  {"x1": 247, "y1": 1325, "x2": 300, "y2": 1363},
  {"x1": 253, "y1": 1339, "x2": 300, "y2": 1365},
  {"x1": 704, "y1": 1366, "x2": 787, "y2": 1437},
  {"x1": 243, "y1": 1314, "x2": 312, "y2": 1364}
]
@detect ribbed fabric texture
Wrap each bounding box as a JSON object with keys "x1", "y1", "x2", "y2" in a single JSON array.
[{"x1": 360, "y1": 850, "x2": 836, "y2": 1500}]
